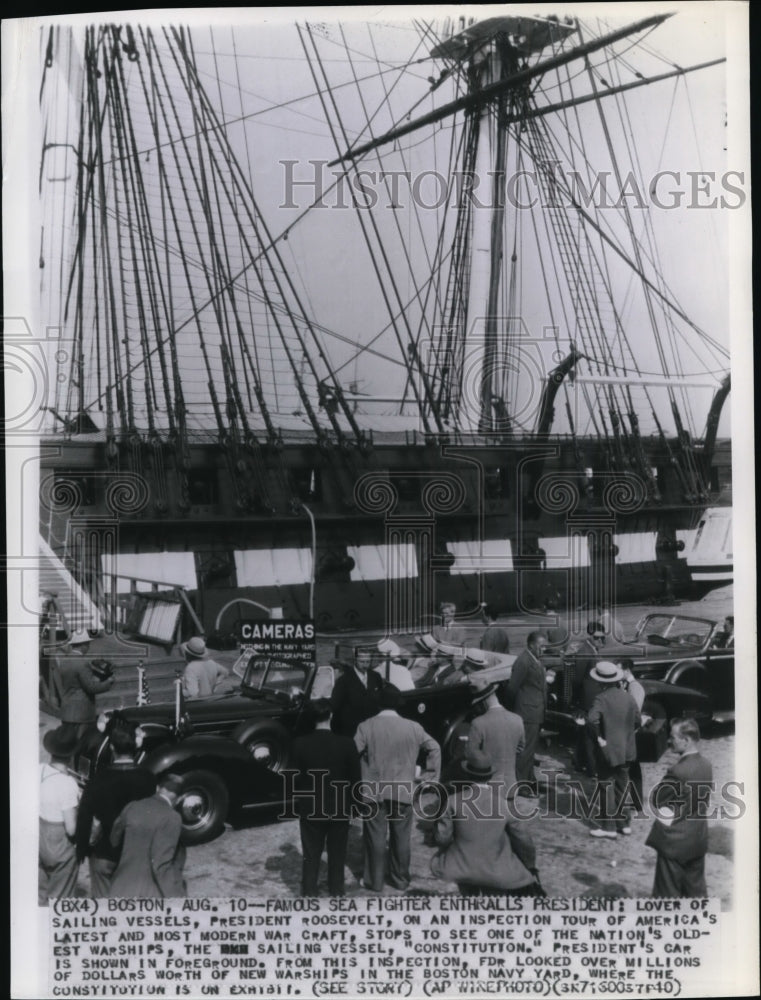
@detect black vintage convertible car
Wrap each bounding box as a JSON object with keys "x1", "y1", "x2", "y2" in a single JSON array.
[
  {"x1": 74, "y1": 615, "x2": 733, "y2": 845},
  {"x1": 545, "y1": 612, "x2": 734, "y2": 728},
  {"x1": 75, "y1": 646, "x2": 506, "y2": 845}
]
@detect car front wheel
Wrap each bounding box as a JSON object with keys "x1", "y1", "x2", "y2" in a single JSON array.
[{"x1": 173, "y1": 769, "x2": 230, "y2": 845}]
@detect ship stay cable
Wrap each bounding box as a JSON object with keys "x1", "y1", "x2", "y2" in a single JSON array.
[
  {"x1": 170, "y1": 28, "x2": 367, "y2": 449},
  {"x1": 215, "y1": 27, "x2": 259, "y2": 418},
  {"x1": 584, "y1": 24, "x2": 707, "y2": 497},
  {"x1": 304, "y1": 21, "x2": 445, "y2": 433},
  {"x1": 142, "y1": 28, "x2": 233, "y2": 441},
  {"x1": 143, "y1": 32, "x2": 190, "y2": 460},
  {"x1": 390, "y1": 21, "x2": 472, "y2": 418},
  {"x1": 299, "y1": 22, "x2": 442, "y2": 435},
  {"x1": 140, "y1": 25, "x2": 223, "y2": 454},
  {"x1": 176, "y1": 38, "x2": 367, "y2": 451},
  {"x1": 603, "y1": 57, "x2": 703, "y2": 487},
  {"x1": 159, "y1": 28, "x2": 325, "y2": 444},
  {"x1": 341, "y1": 23, "x2": 443, "y2": 391},
  {"x1": 111, "y1": 32, "x2": 171, "y2": 438}
]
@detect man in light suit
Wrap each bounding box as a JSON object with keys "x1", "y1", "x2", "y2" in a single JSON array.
[
  {"x1": 500, "y1": 631, "x2": 549, "y2": 795},
  {"x1": 467, "y1": 680, "x2": 540, "y2": 880},
  {"x1": 108, "y1": 774, "x2": 186, "y2": 898},
  {"x1": 469, "y1": 680, "x2": 524, "y2": 793},
  {"x1": 646, "y1": 718, "x2": 713, "y2": 897},
  {"x1": 431, "y1": 749, "x2": 541, "y2": 897},
  {"x1": 355, "y1": 686, "x2": 440, "y2": 892},
  {"x1": 586, "y1": 661, "x2": 641, "y2": 838}
]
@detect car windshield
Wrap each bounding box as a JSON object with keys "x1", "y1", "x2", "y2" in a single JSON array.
[
  {"x1": 239, "y1": 654, "x2": 311, "y2": 695},
  {"x1": 636, "y1": 615, "x2": 712, "y2": 648}
]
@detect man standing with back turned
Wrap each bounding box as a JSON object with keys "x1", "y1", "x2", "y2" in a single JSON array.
[
  {"x1": 290, "y1": 699, "x2": 361, "y2": 897},
  {"x1": 355, "y1": 686, "x2": 440, "y2": 892}
]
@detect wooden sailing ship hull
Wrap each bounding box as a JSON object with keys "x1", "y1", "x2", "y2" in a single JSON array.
[{"x1": 41, "y1": 431, "x2": 732, "y2": 633}]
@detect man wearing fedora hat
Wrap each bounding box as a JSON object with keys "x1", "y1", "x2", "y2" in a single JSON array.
[
  {"x1": 55, "y1": 648, "x2": 115, "y2": 739},
  {"x1": 431, "y1": 748, "x2": 541, "y2": 897},
  {"x1": 180, "y1": 636, "x2": 231, "y2": 699},
  {"x1": 39, "y1": 726, "x2": 81, "y2": 902},
  {"x1": 586, "y1": 661, "x2": 641, "y2": 838}
]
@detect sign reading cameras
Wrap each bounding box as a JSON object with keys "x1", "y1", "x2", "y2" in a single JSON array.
[{"x1": 236, "y1": 619, "x2": 317, "y2": 672}]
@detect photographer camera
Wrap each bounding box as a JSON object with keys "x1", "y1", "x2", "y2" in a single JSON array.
[{"x1": 58, "y1": 654, "x2": 115, "y2": 740}]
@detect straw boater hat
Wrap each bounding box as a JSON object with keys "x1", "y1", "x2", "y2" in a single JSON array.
[
  {"x1": 461, "y1": 748, "x2": 495, "y2": 780},
  {"x1": 589, "y1": 660, "x2": 624, "y2": 684},
  {"x1": 415, "y1": 633, "x2": 438, "y2": 653},
  {"x1": 435, "y1": 642, "x2": 459, "y2": 659},
  {"x1": 463, "y1": 649, "x2": 488, "y2": 671},
  {"x1": 43, "y1": 726, "x2": 79, "y2": 758},
  {"x1": 377, "y1": 639, "x2": 403, "y2": 659},
  {"x1": 181, "y1": 636, "x2": 207, "y2": 659}
]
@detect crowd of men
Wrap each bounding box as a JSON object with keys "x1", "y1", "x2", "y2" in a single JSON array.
[{"x1": 39, "y1": 602, "x2": 715, "y2": 903}]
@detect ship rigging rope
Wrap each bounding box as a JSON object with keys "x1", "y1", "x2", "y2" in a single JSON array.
[
  {"x1": 213, "y1": 27, "x2": 262, "y2": 418},
  {"x1": 163, "y1": 28, "x2": 325, "y2": 442},
  {"x1": 605, "y1": 62, "x2": 701, "y2": 441},
  {"x1": 299, "y1": 22, "x2": 442, "y2": 433},
  {"x1": 511, "y1": 108, "x2": 729, "y2": 364},
  {"x1": 171, "y1": 26, "x2": 366, "y2": 445},
  {"x1": 395, "y1": 20, "x2": 474, "y2": 415},
  {"x1": 72, "y1": 26, "x2": 451, "y2": 392},
  {"x1": 341, "y1": 22, "x2": 443, "y2": 370}
]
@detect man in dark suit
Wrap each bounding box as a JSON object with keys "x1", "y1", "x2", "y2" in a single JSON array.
[
  {"x1": 290, "y1": 699, "x2": 361, "y2": 897},
  {"x1": 586, "y1": 661, "x2": 641, "y2": 838},
  {"x1": 500, "y1": 631, "x2": 548, "y2": 795},
  {"x1": 108, "y1": 774, "x2": 186, "y2": 898},
  {"x1": 646, "y1": 718, "x2": 713, "y2": 897},
  {"x1": 75, "y1": 715, "x2": 156, "y2": 896},
  {"x1": 330, "y1": 648, "x2": 383, "y2": 738},
  {"x1": 479, "y1": 605, "x2": 510, "y2": 654},
  {"x1": 57, "y1": 655, "x2": 115, "y2": 738}
]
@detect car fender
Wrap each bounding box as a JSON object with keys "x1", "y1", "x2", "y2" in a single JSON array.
[
  {"x1": 231, "y1": 716, "x2": 292, "y2": 746},
  {"x1": 665, "y1": 659, "x2": 707, "y2": 687},
  {"x1": 640, "y1": 677, "x2": 711, "y2": 718},
  {"x1": 142, "y1": 734, "x2": 253, "y2": 775},
  {"x1": 141, "y1": 735, "x2": 278, "y2": 808}
]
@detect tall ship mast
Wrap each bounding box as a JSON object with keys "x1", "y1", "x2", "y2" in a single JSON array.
[{"x1": 34, "y1": 12, "x2": 733, "y2": 637}]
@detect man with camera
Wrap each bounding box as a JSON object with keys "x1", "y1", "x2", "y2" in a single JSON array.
[{"x1": 57, "y1": 652, "x2": 115, "y2": 739}]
